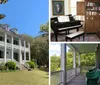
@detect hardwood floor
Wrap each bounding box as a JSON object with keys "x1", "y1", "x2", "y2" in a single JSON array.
[
  {"x1": 67, "y1": 74, "x2": 85, "y2": 85},
  {"x1": 51, "y1": 33, "x2": 100, "y2": 42}
]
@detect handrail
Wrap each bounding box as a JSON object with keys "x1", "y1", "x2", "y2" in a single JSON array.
[
  {"x1": 51, "y1": 70, "x2": 63, "y2": 75},
  {"x1": 51, "y1": 68, "x2": 81, "y2": 85}
]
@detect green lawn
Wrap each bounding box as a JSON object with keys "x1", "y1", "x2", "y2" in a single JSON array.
[{"x1": 0, "y1": 69, "x2": 48, "y2": 85}]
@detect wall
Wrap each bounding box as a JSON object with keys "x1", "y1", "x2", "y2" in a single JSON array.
[{"x1": 50, "y1": 0, "x2": 84, "y2": 17}]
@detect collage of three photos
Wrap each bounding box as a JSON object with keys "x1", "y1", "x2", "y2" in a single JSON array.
[{"x1": 0, "y1": 0, "x2": 99, "y2": 85}]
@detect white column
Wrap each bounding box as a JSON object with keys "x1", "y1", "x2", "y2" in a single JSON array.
[
  {"x1": 61, "y1": 44, "x2": 66, "y2": 85},
  {"x1": 4, "y1": 33, "x2": 7, "y2": 63},
  {"x1": 24, "y1": 41, "x2": 26, "y2": 62},
  {"x1": 73, "y1": 50, "x2": 76, "y2": 75},
  {"x1": 19, "y1": 39, "x2": 22, "y2": 64},
  {"x1": 78, "y1": 53, "x2": 81, "y2": 74},
  {"x1": 28, "y1": 42, "x2": 31, "y2": 61},
  {"x1": 11, "y1": 36, "x2": 13, "y2": 61},
  {"x1": 78, "y1": 53, "x2": 80, "y2": 68}
]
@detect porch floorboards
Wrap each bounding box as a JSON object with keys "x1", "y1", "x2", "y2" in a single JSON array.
[{"x1": 67, "y1": 74, "x2": 85, "y2": 85}]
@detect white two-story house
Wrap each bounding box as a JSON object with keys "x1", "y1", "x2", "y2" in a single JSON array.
[{"x1": 0, "y1": 24, "x2": 30, "y2": 65}]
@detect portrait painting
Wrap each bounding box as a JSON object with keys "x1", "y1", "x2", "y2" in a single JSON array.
[{"x1": 52, "y1": 1, "x2": 64, "y2": 15}]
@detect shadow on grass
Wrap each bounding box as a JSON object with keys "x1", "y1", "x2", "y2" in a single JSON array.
[
  {"x1": 39, "y1": 68, "x2": 49, "y2": 72},
  {"x1": 44, "y1": 77, "x2": 49, "y2": 79}
]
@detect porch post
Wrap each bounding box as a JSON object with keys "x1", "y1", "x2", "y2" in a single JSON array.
[
  {"x1": 78, "y1": 53, "x2": 81, "y2": 74},
  {"x1": 24, "y1": 41, "x2": 26, "y2": 62},
  {"x1": 61, "y1": 44, "x2": 66, "y2": 85},
  {"x1": 73, "y1": 50, "x2": 76, "y2": 75},
  {"x1": 4, "y1": 33, "x2": 7, "y2": 63},
  {"x1": 95, "y1": 44, "x2": 100, "y2": 68},
  {"x1": 28, "y1": 42, "x2": 31, "y2": 61},
  {"x1": 19, "y1": 39, "x2": 22, "y2": 64},
  {"x1": 78, "y1": 53, "x2": 80, "y2": 68},
  {"x1": 11, "y1": 36, "x2": 13, "y2": 61}
]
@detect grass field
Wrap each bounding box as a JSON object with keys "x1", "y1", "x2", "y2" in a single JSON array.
[{"x1": 0, "y1": 69, "x2": 48, "y2": 85}]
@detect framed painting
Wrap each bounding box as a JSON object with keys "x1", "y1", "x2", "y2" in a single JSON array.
[{"x1": 52, "y1": 0, "x2": 64, "y2": 16}]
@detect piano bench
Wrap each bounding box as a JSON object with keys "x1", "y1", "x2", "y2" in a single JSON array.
[{"x1": 66, "y1": 31, "x2": 85, "y2": 41}]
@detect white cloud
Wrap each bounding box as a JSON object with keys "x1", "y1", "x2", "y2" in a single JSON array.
[
  {"x1": 49, "y1": 43, "x2": 70, "y2": 57},
  {"x1": 49, "y1": 43, "x2": 61, "y2": 56}
]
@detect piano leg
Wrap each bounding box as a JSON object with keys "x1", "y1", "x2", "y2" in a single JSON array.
[
  {"x1": 68, "y1": 30, "x2": 69, "y2": 34},
  {"x1": 77, "y1": 28, "x2": 79, "y2": 32},
  {"x1": 79, "y1": 36, "x2": 80, "y2": 40},
  {"x1": 65, "y1": 37, "x2": 67, "y2": 41},
  {"x1": 70, "y1": 39, "x2": 72, "y2": 41},
  {"x1": 54, "y1": 33, "x2": 58, "y2": 41}
]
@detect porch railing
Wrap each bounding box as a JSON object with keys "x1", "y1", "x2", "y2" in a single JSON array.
[
  {"x1": 0, "y1": 41, "x2": 4, "y2": 46},
  {"x1": 51, "y1": 70, "x2": 63, "y2": 85},
  {"x1": 51, "y1": 68, "x2": 80, "y2": 85}
]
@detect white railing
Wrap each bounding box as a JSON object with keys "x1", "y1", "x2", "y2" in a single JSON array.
[
  {"x1": 21, "y1": 60, "x2": 26, "y2": 64},
  {"x1": 76, "y1": 68, "x2": 80, "y2": 75},
  {"x1": 0, "y1": 58, "x2": 5, "y2": 62},
  {"x1": 67, "y1": 68, "x2": 76, "y2": 82},
  {"x1": 25, "y1": 48, "x2": 29, "y2": 51},
  {"x1": 0, "y1": 41, "x2": 4, "y2": 46},
  {"x1": 51, "y1": 68, "x2": 80, "y2": 85},
  {"x1": 13, "y1": 45, "x2": 19, "y2": 49},
  {"x1": 0, "y1": 41, "x2": 29, "y2": 51},
  {"x1": 7, "y1": 43, "x2": 12, "y2": 48},
  {"x1": 21, "y1": 47, "x2": 24, "y2": 51},
  {"x1": 51, "y1": 70, "x2": 63, "y2": 85}
]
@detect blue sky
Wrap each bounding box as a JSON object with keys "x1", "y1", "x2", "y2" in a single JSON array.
[
  {"x1": 50, "y1": 43, "x2": 69, "y2": 57},
  {"x1": 0, "y1": 0, "x2": 48, "y2": 37}
]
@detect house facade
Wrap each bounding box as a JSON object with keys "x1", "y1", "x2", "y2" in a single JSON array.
[{"x1": 0, "y1": 25, "x2": 30, "y2": 65}]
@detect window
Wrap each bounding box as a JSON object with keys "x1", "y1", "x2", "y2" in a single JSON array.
[
  {"x1": 7, "y1": 39, "x2": 11, "y2": 43},
  {"x1": 26, "y1": 52, "x2": 29, "y2": 60},
  {"x1": 22, "y1": 52, "x2": 24, "y2": 60},
  {"x1": 0, "y1": 50, "x2": 4, "y2": 58},
  {"x1": 0, "y1": 36, "x2": 4, "y2": 41},
  {"x1": 13, "y1": 39, "x2": 19, "y2": 45},
  {"x1": 26, "y1": 42, "x2": 28, "y2": 48}
]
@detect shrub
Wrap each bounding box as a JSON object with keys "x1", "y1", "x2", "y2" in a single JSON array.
[
  {"x1": 26, "y1": 61, "x2": 35, "y2": 69},
  {"x1": 0, "y1": 62, "x2": 6, "y2": 70},
  {"x1": 5, "y1": 61, "x2": 16, "y2": 70}
]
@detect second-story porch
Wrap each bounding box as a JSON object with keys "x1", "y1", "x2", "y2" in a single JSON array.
[
  {"x1": 0, "y1": 27, "x2": 31, "y2": 63},
  {"x1": 51, "y1": 43, "x2": 100, "y2": 85}
]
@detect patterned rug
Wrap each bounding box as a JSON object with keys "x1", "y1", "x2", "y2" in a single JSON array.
[{"x1": 51, "y1": 34, "x2": 100, "y2": 42}]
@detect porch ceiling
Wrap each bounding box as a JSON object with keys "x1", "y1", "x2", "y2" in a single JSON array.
[{"x1": 68, "y1": 44, "x2": 98, "y2": 54}]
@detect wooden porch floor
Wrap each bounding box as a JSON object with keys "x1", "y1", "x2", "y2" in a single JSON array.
[{"x1": 67, "y1": 74, "x2": 85, "y2": 85}]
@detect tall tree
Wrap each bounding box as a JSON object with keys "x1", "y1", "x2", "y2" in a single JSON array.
[
  {"x1": 40, "y1": 22, "x2": 49, "y2": 35},
  {"x1": 0, "y1": 0, "x2": 8, "y2": 19},
  {"x1": 0, "y1": 0, "x2": 8, "y2": 4},
  {"x1": 21, "y1": 22, "x2": 49, "y2": 68}
]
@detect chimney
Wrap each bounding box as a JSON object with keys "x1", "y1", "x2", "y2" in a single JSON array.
[
  {"x1": 10, "y1": 28, "x2": 18, "y2": 34},
  {"x1": 0, "y1": 24, "x2": 9, "y2": 31}
]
